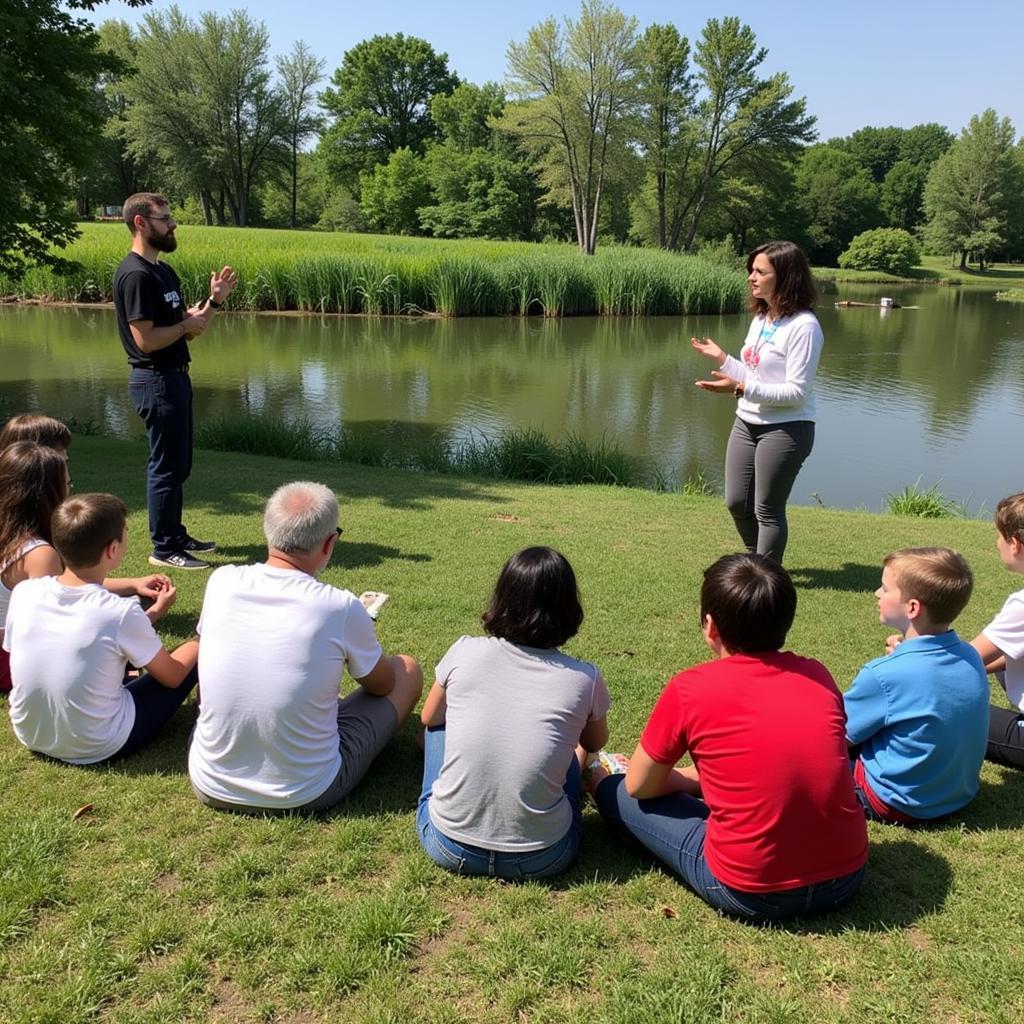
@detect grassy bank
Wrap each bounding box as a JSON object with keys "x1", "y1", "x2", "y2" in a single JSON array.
[
  {"x1": 0, "y1": 224, "x2": 748, "y2": 318},
  {"x1": 815, "y1": 255, "x2": 1024, "y2": 288},
  {"x1": 2, "y1": 436, "x2": 1022, "y2": 1024}
]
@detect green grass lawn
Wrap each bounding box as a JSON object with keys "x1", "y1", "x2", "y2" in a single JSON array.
[
  {"x1": 3, "y1": 436, "x2": 1023, "y2": 1024},
  {"x1": 815, "y1": 255, "x2": 1024, "y2": 288}
]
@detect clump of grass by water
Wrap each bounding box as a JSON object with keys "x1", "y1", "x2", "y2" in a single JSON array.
[
  {"x1": 1, "y1": 223, "x2": 747, "y2": 317},
  {"x1": 885, "y1": 478, "x2": 963, "y2": 518},
  {"x1": 996, "y1": 288, "x2": 1024, "y2": 302},
  {"x1": 193, "y1": 415, "x2": 636, "y2": 487}
]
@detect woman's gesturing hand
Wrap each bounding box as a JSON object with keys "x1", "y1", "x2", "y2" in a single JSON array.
[
  {"x1": 695, "y1": 370, "x2": 739, "y2": 394},
  {"x1": 691, "y1": 335, "x2": 726, "y2": 366}
]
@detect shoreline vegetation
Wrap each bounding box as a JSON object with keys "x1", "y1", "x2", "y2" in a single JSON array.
[
  {"x1": 1, "y1": 435, "x2": 1020, "y2": 1024},
  {"x1": 4, "y1": 225, "x2": 1021, "y2": 318}
]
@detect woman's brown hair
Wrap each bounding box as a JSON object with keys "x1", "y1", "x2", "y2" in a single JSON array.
[
  {"x1": 0, "y1": 413, "x2": 72, "y2": 452},
  {"x1": 0, "y1": 442, "x2": 69, "y2": 569},
  {"x1": 747, "y1": 240, "x2": 816, "y2": 318}
]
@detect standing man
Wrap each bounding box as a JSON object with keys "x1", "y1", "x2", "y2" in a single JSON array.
[{"x1": 113, "y1": 193, "x2": 238, "y2": 570}]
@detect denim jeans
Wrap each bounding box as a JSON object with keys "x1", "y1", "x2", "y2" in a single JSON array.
[
  {"x1": 416, "y1": 725, "x2": 583, "y2": 880},
  {"x1": 593, "y1": 774, "x2": 864, "y2": 922},
  {"x1": 128, "y1": 367, "x2": 193, "y2": 557},
  {"x1": 103, "y1": 665, "x2": 199, "y2": 762}
]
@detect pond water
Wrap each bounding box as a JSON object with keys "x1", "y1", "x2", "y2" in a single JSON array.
[{"x1": 2, "y1": 282, "x2": 1022, "y2": 514}]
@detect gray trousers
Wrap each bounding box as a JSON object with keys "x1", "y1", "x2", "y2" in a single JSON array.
[{"x1": 724, "y1": 418, "x2": 815, "y2": 564}]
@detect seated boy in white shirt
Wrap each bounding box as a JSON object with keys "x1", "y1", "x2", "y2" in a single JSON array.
[{"x1": 4, "y1": 493, "x2": 198, "y2": 765}]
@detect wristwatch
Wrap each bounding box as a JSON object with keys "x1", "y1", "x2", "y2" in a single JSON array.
[{"x1": 206, "y1": 296, "x2": 223, "y2": 309}]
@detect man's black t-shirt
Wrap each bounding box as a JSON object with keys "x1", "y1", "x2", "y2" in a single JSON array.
[{"x1": 113, "y1": 252, "x2": 191, "y2": 369}]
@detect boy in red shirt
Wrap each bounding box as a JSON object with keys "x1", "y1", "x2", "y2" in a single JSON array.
[{"x1": 589, "y1": 553, "x2": 867, "y2": 922}]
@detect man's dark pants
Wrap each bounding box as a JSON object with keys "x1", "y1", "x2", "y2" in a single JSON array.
[{"x1": 129, "y1": 366, "x2": 193, "y2": 558}]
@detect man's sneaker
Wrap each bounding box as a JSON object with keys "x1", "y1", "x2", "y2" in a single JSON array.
[
  {"x1": 149, "y1": 551, "x2": 211, "y2": 570},
  {"x1": 182, "y1": 535, "x2": 217, "y2": 553}
]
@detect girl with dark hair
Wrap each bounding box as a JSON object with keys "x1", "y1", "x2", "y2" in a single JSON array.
[
  {"x1": 0, "y1": 442, "x2": 68, "y2": 691},
  {"x1": 0, "y1": 413, "x2": 72, "y2": 454},
  {"x1": 416, "y1": 546, "x2": 610, "y2": 879},
  {"x1": 589, "y1": 554, "x2": 868, "y2": 923},
  {"x1": 692, "y1": 240, "x2": 822, "y2": 563}
]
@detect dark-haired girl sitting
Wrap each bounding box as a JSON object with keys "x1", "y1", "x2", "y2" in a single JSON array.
[
  {"x1": 590, "y1": 554, "x2": 868, "y2": 922},
  {"x1": 417, "y1": 546, "x2": 610, "y2": 880}
]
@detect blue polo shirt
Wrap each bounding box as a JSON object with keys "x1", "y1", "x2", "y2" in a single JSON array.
[{"x1": 844, "y1": 631, "x2": 988, "y2": 819}]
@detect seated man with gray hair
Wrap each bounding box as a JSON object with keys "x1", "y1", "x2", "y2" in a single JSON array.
[{"x1": 188, "y1": 481, "x2": 422, "y2": 813}]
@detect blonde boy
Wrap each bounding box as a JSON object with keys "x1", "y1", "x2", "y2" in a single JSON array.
[
  {"x1": 5, "y1": 494, "x2": 198, "y2": 764},
  {"x1": 971, "y1": 493, "x2": 1024, "y2": 769},
  {"x1": 845, "y1": 548, "x2": 988, "y2": 822}
]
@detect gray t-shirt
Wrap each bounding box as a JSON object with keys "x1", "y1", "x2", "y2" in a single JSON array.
[{"x1": 428, "y1": 635, "x2": 611, "y2": 851}]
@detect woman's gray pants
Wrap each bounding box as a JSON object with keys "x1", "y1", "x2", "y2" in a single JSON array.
[{"x1": 724, "y1": 418, "x2": 815, "y2": 564}]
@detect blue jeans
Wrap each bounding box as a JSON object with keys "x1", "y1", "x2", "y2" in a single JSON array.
[
  {"x1": 103, "y1": 665, "x2": 199, "y2": 763},
  {"x1": 416, "y1": 725, "x2": 583, "y2": 880},
  {"x1": 129, "y1": 367, "x2": 193, "y2": 557},
  {"x1": 593, "y1": 774, "x2": 864, "y2": 922}
]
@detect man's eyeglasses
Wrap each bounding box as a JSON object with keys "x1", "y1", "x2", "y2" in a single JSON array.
[{"x1": 335, "y1": 527, "x2": 344, "y2": 538}]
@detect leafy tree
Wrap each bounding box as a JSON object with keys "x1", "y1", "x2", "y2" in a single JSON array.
[
  {"x1": 633, "y1": 23, "x2": 694, "y2": 248},
  {"x1": 0, "y1": 0, "x2": 150, "y2": 278},
  {"x1": 359, "y1": 147, "x2": 431, "y2": 235},
  {"x1": 667, "y1": 17, "x2": 815, "y2": 252},
  {"x1": 123, "y1": 7, "x2": 288, "y2": 226},
  {"x1": 838, "y1": 228, "x2": 921, "y2": 275},
  {"x1": 418, "y1": 84, "x2": 539, "y2": 240},
  {"x1": 880, "y1": 159, "x2": 926, "y2": 230},
  {"x1": 319, "y1": 34, "x2": 458, "y2": 189},
  {"x1": 796, "y1": 145, "x2": 880, "y2": 264},
  {"x1": 832, "y1": 125, "x2": 903, "y2": 183},
  {"x1": 923, "y1": 109, "x2": 1017, "y2": 269},
  {"x1": 276, "y1": 41, "x2": 325, "y2": 228},
  {"x1": 501, "y1": 0, "x2": 640, "y2": 255}
]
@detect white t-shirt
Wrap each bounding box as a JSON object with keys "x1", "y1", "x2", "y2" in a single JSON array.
[
  {"x1": 4, "y1": 577, "x2": 160, "y2": 764},
  {"x1": 189, "y1": 563, "x2": 384, "y2": 809},
  {"x1": 721, "y1": 310, "x2": 824, "y2": 425},
  {"x1": 983, "y1": 587, "x2": 1024, "y2": 710},
  {"x1": 428, "y1": 636, "x2": 611, "y2": 852}
]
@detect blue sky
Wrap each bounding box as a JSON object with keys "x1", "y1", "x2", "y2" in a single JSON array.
[{"x1": 90, "y1": 0, "x2": 1022, "y2": 141}]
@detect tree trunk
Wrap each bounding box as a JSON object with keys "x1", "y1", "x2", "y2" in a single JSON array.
[{"x1": 199, "y1": 190, "x2": 213, "y2": 226}]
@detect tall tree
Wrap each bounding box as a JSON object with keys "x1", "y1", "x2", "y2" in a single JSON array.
[
  {"x1": 923, "y1": 109, "x2": 1018, "y2": 269},
  {"x1": 501, "y1": 0, "x2": 639, "y2": 255},
  {"x1": 319, "y1": 34, "x2": 458, "y2": 189},
  {"x1": 277, "y1": 40, "x2": 325, "y2": 228},
  {"x1": 675, "y1": 17, "x2": 816, "y2": 252},
  {"x1": 0, "y1": 0, "x2": 150, "y2": 278},
  {"x1": 633, "y1": 23, "x2": 694, "y2": 249}
]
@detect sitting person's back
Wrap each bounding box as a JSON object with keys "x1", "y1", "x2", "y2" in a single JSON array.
[
  {"x1": 846, "y1": 547, "x2": 989, "y2": 822},
  {"x1": 188, "y1": 481, "x2": 422, "y2": 813}
]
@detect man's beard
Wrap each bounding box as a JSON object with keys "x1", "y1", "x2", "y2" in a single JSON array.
[{"x1": 145, "y1": 224, "x2": 177, "y2": 253}]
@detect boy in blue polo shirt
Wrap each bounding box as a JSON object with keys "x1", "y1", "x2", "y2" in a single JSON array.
[{"x1": 845, "y1": 547, "x2": 989, "y2": 823}]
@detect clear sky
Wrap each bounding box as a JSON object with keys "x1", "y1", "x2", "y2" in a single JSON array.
[{"x1": 89, "y1": 0, "x2": 1023, "y2": 141}]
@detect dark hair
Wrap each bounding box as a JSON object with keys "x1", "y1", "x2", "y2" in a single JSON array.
[
  {"x1": 482, "y1": 546, "x2": 584, "y2": 649},
  {"x1": 995, "y1": 492, "x2": 1024, "y2": 544},
  {"x1": 0, "y1": 441, "x2": 69, "y2": 569},
  {"x1": 0, "y1": 412, "x2": 72, "y2": 452},
  {"x1": 123, "y1": 192, "x2": 168, "y2": 233},
  {"x1": 883, "y1": 547, "x2": 973, "y2": 625},
  {"x1": 700, "y1": 553, "x2": 797, "y2": 653},
  {"x1": 51, "y1": 494, "x2": 127, "y2": 569},
  {"x1": 747, "y1": 240, "x2": 816, "y2": 318}
]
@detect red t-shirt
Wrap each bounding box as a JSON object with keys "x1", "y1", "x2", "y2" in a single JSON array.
[{"x1": 640, "y1": 651, "x2": 868, "y2": 892}]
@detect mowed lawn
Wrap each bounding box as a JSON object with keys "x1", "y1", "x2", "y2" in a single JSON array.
[{"x1": 2, "y1": 437, "x2": 1023, "y2": 1024}]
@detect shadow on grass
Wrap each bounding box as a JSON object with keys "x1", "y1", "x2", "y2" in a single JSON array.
[
  {"x1": 788, "y1": 562, "x2": 879, "y2": 593},
  {"x1": 957, "y1": 767, "x2": 1024, "y2": 829}
]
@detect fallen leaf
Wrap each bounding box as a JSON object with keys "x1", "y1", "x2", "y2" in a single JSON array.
[
  {"x1": 661, "y1": 906, "x2": 677, "y2": 919},
  {"x1": 72, "y1": 803, "x2": 94, "y2": 820}
]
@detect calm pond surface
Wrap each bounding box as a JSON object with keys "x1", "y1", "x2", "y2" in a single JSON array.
[{"x1": 2, "y1": 283, "x2": 1022, "y2": 514}]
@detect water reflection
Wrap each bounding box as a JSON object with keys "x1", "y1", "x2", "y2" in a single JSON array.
[{"x1": 1, "y1": 285, "x2": 1022, "y2": 514}]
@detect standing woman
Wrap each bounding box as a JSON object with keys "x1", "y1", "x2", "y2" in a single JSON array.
[{"x1": 692, "y1": 241, "x2": 822, "y2": 563}]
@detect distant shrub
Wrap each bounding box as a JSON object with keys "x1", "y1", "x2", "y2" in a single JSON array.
[{"x1": 838, "y1": 228, "x2": 921, "y2": 276}]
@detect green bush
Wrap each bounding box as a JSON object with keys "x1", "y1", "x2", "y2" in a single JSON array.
[{"x1": 838, "y1": 228, "x2": 921, "y2": 276}]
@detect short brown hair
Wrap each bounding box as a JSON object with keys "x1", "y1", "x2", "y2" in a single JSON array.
[
  {"x1": 0, "y1": 413, "x2": 72, "y2": 452},
  {"x1": 51, "y1": 494, "x2": 127, "y2": 569},
  {"x1": 883, "y1": 547, "x2": 973, "y2": 625},
  {"x1": 700, "y1": 553, "x2": 797, "y2": 653},
  {"x1": 123, "y1": 192, "x2": 168, "y2": 234},
  {"x1": 747, "y1": 240, "x2": 817, "y2": 318},
  {"x1": 994, "y1": 493, "x2": 1024, "y2": 543}
]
